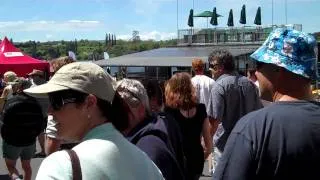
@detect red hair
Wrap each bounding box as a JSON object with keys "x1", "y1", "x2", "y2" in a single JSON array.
[
  {"x1": 192, "y1": 58, "x2": 205, "y2": 73},
  {"x1": 165, "y1": 72, "x2": 197, "y2": 110}
]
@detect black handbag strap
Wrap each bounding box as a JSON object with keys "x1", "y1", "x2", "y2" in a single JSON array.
[{"x1": 66, "y1": 150, "x2": 82, "y2": 180}]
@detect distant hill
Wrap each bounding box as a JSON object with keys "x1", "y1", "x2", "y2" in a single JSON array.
[{"x1": 12, "y1": 39, "x2": 177, "y2": 61}]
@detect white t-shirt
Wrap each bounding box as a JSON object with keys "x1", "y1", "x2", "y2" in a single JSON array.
[
  {"x1": 36, "y1": 123, "x2": 164, "y2": 180},
  {"x1": 254, "y1": 81, "x2": 260, "y2": 89},
  {"x1": 45, "y1": 115, "x2": 59, "y2": 139},
  {"x1": 191, "y1": 75, "x2": 215, "y2": 108}
]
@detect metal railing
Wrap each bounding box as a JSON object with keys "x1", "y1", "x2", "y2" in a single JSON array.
[{"x1": 178, "y1": 24, "x2": 302, "y2": 45}]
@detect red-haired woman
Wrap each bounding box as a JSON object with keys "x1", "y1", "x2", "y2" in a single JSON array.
[{"x1": 164, "y1": 72, "x2": 212, "y2": 180}]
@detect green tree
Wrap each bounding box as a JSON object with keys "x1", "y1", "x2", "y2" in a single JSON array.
[
  {"x1": 105, "y1": 33, "x2": 109, "y2": 46},
  {"x1": 74, "y1": 39, "x2": 78, "y2": 54}
]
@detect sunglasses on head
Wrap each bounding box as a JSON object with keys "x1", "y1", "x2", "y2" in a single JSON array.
[{"x1": 48, "y1": 90, "x2": 88, "y2": 111}]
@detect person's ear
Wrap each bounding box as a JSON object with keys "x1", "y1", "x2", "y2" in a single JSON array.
[
  {"x1": 270, "y1": 66, "x2": 283, "y2": 88},
  {"x1": 85, "y1": 94, "x2": 97, "y2": 111},
  {"x1": 219, "y1": 64, "x2": 225, "y2": 72},
  {"x1": 137, "y1": 103, "x2": 145, "y2": 115}
]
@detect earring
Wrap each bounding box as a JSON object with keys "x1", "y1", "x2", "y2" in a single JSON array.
[{"x1": 87, "y1": 114, "x2": 91, "y2": 119}]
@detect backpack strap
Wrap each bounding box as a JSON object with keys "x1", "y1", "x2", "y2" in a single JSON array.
[{"x1": 66, "y1": 150, "x2": 82, "y2": 180}]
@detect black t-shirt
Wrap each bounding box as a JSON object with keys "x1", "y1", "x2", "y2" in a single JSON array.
[
  {"x1": 165, "y1": 103, "x2": 207, "y2": 178},
  {"x1": 213, "y1": 101, "x2": 320, "y2": 180},
  {"x1": 1, "y1": 94, "x2": 46, "y2": 147}
]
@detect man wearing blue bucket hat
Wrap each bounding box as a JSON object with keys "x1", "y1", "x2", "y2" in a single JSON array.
[{"x1": 213, "y1": 28, "x2": 320, "y2": 180}]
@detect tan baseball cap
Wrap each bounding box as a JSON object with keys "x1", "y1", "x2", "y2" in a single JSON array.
[
  {"x1": 24, "y1": 62, "x2": 116, "y2": 102},
  {"x1": 4, "y1": 71, "x2": 17, "y2": 82}
]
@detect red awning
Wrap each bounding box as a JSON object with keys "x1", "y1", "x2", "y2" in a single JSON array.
[{"x1": 0, "y1": 37, "x2": 50, "y2": 77}]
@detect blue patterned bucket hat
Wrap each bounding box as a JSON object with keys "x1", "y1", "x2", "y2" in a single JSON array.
[{"x1": 250, "y1": 28, "x2": 318, "y2": 80}]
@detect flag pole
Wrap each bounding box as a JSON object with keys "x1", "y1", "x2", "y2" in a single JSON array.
[
  {"x1": 193, "y1": 0, "x2": 194, "y2": 11},
  {"x1": 285, "y1": 0, "x2": 287, "y2": 24},
  {"x1": 177, "y1": 0, "x2": 179, "y2": 39},
  {"x1": 272, "y1": 0, "x2": 274, "y2": 29},
  {"x1": 192, "y1": 0, "x2": 194, "y2": 35}
]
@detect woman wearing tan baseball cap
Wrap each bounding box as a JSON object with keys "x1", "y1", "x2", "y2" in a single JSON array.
[{"x1": 24, "y1": 62, "x2": 164, "y2": 180}]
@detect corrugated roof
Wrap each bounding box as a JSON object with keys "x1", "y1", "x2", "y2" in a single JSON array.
[{"x1": 94, "y1": 46, "x2": 259, "y2": 67}]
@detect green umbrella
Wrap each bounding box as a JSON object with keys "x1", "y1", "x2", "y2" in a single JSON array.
[
  {"x1": 227, "y1": 9, "x2": 234, "y2": 27},
  {"x1": 194, "y1": 10, "x2": 222, "y2": 28},
  {"x1": 194, "y1": 10, "x2": 222, "y2": 18},
  {"x1": 188, "y1": 9, "x2": 194, "y2": 27},
  {"x1": 239, "y1": 4, "x2": 246, "y2": 24},
  {"x1": 210, "y1": 7, "x2": 218, "y2": 26},
  {"x1": 254, "y1": 7, "x2": 262, "y2": 25}
]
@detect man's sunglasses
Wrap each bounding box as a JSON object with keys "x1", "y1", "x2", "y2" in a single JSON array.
[{"x1": 209, "y1": 63, "x2": 220, "y2": 69}]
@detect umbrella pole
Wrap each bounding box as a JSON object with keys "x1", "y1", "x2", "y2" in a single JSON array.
[
  {"x1": 215, "y1": 27, "x2": 217, "y2": 44},
  {"x1": 243, "y1": 25, "x2": 245, "y2": 43}
]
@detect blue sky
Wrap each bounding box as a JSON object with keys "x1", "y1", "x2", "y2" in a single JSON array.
[{"x1": 0, "y1": 0, "x2": 319, "y2": 42}]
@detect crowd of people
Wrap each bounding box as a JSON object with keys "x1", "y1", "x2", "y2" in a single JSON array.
[{"x1": 0, "y1": 28, "x2": 319, "y2": 180}]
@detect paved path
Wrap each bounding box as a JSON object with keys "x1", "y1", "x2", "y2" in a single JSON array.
[{"x1": 0, "y1": 137, "x2": 43, "y2": 180}]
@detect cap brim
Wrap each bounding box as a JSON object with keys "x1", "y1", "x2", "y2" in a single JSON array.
[
  {"x1": 250, "y1": 46, "x2": 268, "y2": 63},
  {"x1": 24, "y1": 83, "x2": 69, "y2": 98},
  {"x1": 250, "y1": 46, "x2": 320, "y2": 80}
]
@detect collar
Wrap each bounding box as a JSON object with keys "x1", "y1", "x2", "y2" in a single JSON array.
[
  {"x1": 126, "y1": 114, "x2": 154, "y2": 137},
  {"x1": 83, "y1": 123, "x2": 116, "y2": 141},
  {"x1": 216, "y1": 71, "x2": 239, "y2": 81},
  {"x1": 216, "y1": 73, "x2": 231, "y2": 81}
]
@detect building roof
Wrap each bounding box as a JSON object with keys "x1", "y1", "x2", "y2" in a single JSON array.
[{"x1": 94, "y1": 46, "x2": 259, "y2": 67}]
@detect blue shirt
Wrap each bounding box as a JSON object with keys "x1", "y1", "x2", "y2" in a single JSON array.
[
  {"x1": 207, "y1": 74, "x2": 262, "y2": 151},
  {"x1": 214, "y1": 101, "x2": 320, "y2": 180}
]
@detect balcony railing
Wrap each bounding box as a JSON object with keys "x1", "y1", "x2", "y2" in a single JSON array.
[{"x1": 178, "y1": 24, "x2": 302, "y2": 45}]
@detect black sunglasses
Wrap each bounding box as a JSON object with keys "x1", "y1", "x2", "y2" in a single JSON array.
[
  {"x1": 48, "y1": 90, "x2": 88, "y2": 111},
  {"x1": 49, "y1": 96, "x2": 78, "y2": 111},
  {"x1": 209, "y1": 63, "x2": 220, "y2": 69}
]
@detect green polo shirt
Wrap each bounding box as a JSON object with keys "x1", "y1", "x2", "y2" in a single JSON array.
[{"x1": 36, "y1": 123, "x2": 164, "y2": 180}]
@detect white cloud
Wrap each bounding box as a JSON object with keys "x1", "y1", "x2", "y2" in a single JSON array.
[
  {"x1": 117, "y1": 34, "x2": 132, "y2": 40},
  {"x1": 140, "y1": 31, "x2": 176, "y2": 40},
  {"x1": 118, "y1": 31, "x2": 176, "y2": 41},
  {"x1": 0, "y1": 20, "x2": 103, "y2": 32},
  {"x1": 45, "y1": 34, "x2": 53, "y2": 39}
]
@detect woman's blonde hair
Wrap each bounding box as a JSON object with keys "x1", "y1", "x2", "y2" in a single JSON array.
[{"x1": 165, "y1": 72, "x2": 197, "y2": 110}]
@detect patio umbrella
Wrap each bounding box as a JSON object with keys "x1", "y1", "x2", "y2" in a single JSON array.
[
  {"x1": 194, "y1": 10, "x2": 222, "y2": 18},
  {"x1": 194, "y1": 10, "x2": 222, "y2": 28},
  {"x1": 239, "y1": 4, "x2": 246, "y2": 24},
  {"x1": 210, "y1": 7, "x2": 218, "y2": 26},
  {"x1": 254, "y1": 7, "x2": 262, "y2": 25},
  {"x1": 227, "y1": 9, "x2": 234, "y2": 27},
  {"x1": 188, "y1": 9, "x2": 194, "y2": 27}
]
